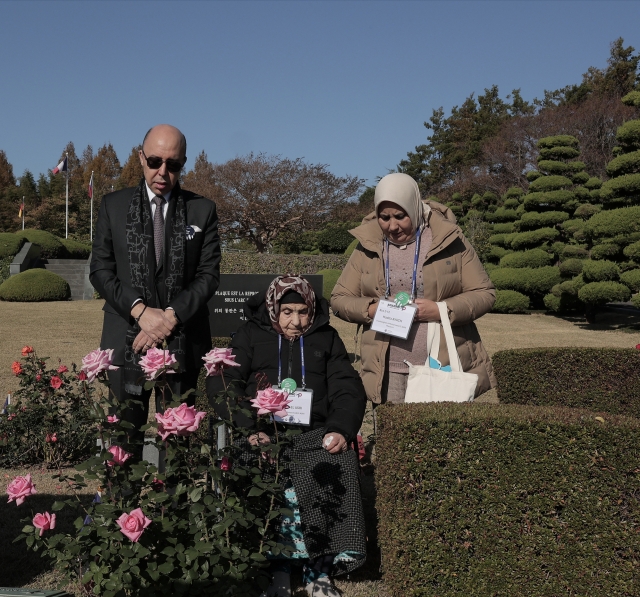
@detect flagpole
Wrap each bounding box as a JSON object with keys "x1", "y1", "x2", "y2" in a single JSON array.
[
  {"x1": 22, "y1": 196, "x2": 25, "y2": 230},
  {"x1": 65, "y1": 152, "x2": 69, "y2": 239},
  {"x1": 90, "y1": 171, "x2": 94, "y2": 243}
]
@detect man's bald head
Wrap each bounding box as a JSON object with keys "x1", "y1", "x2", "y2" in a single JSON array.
[
  {"x1": 139, "y1": 124, "x2": 187, "y2": 196},
  {"x1": 142, "y1": 124, "x2": 187, "y2": 158}
]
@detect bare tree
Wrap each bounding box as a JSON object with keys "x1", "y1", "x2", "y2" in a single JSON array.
[{"x1": 184, "y1": 153, "x2": 363, "y2": 252}]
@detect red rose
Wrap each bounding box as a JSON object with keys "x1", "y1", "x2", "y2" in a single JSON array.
[
  {"x1": 220, "y1": 456, "x2": 231, "y2": 471},
  {"x1": 45, "y1": 432, "x2": 58, "y2": 443},
  {"x1": 636, "y1": 344, "x2": 640, "y2": 350},
  {"x1": 78, "y1": 370, "x2": 88, "y2": 381},
  {"x1": 21, "y1": 346, "x2": 34, "y2": 356},
  {"x1": 50, "y1": 376, "x2": 63, "y2": 389},
  {"x1": 11, "y1": 362, "x2": 23, "y2": 376},
  {"x1": 36, "y1": 375, "x2": 41, "y2": 381},
  {"x1": 57, "y1": 365, "x2": 68, "y2": 374}
]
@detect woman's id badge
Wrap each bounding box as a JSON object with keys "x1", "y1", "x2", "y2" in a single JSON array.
[
  {"x1": 273, "y1": 389, "x2": 313, "y2": 426},
  {"x1": 370, "y1": 299, "x2": 417, "y2": 339}
]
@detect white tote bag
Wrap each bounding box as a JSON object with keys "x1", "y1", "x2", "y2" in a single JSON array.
[{"x1": 404, "y1": 302, "x2": 478, "y2": 403}]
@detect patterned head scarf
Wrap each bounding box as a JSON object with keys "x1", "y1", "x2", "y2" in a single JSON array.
[
  {"x1": 374, "y1": 173, "x2": 425, "y2": 236},
  {"x1": 265, "y1": 275, "x2": 316, "y2": 335}
]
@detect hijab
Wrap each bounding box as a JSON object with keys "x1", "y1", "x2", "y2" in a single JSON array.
[
  {"x1": 374, "y1": 173, "x2": 427, "y2": 239},
  {"x1": 265, "y1": 275, "x2": 316, "y2": 335}
]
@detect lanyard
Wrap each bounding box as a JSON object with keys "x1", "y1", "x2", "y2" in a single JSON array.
[
  {"x1": 384, "y1": 226, "x2": 422, "y2": 301},
  {"x1": 277, "y1": 335, "x2": 306, "y2": 389}
]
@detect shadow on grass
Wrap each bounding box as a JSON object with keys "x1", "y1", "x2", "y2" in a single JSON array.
[
  {"x1": 545, "y1": 307, "x2": 640, "y2": 333},
  {"x1": 0, "y1": 492, "x2": 93, "y2": 588}
]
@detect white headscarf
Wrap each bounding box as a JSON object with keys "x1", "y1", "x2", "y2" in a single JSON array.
[{"x1": 374, "y1": 173, "x2": 426, "y2": 237}]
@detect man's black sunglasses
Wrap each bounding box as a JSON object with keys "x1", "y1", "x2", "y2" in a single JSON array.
[{"x1": 141, "y1": 150, "x2": 184, "y2": 173}]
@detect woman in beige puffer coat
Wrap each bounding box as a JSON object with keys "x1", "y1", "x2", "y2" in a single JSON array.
[{"x1": 330, "y1": 173, "x2": 496, "y2": 405}]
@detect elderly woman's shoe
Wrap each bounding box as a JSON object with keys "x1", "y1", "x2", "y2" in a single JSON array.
[
  {"x1": 259, "y1": 570, "x2": 291, "y2": 597},
  {"x1": 305, "y1": 576, "x2": 341, "y2": 596}
]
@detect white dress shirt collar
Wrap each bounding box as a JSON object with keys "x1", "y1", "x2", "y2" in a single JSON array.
[{"x1": 145, "y1": 182, "x2": 172, "y2": 203}]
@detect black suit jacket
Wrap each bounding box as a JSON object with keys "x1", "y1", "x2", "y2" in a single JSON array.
[{"x1": 90, "y1": 185, "x2": 221, "y2": 370}]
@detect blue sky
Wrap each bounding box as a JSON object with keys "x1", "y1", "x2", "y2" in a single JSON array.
[{"x1": 1, "y1": 1, "x2": 639, "y2": 191}]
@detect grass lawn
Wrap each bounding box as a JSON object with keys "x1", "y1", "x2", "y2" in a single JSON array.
[{"x1": 0, "y1": 300, "x2": 638, "y2": 595}]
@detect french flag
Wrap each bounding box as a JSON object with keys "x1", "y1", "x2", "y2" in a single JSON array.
[
  {"x1": 52, "y1": 156, "x2": 68, "y2": 175},
  {"x1": 88, "y1": 171, "x2": 94, "y2": 199}
]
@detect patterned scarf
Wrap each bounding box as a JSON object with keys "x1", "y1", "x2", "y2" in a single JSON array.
[
  {"x1": 123, "y1": 178, "x2": 186, "y2": 395},
  {"x1": 265, "y1": 275, "x2": 316, "y2": 335}
]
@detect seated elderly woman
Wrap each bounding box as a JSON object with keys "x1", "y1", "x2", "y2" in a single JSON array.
[{"x1": 206, "y1": 275, "x2": 366, "y2": 597}]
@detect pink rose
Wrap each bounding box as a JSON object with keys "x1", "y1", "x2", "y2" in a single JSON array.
[
  {"x1": 81, "y1": 348, "x2": 119, "y2": 383},
  {"x1": 7, "y1": 474, "x2": 37, "y2": 506},
  {"x1": 155, "y1": 403, "x2": 206, "y2": 441},
  {"x1": 7, "y1": 414, "x2": 16, "y2": 421},
  {"x1": 107, "y1": 415, "x2": 120, "y2": 424},
  {"x1": 116, "y1": 508, "x2": 151, "y2": 542},
  {"x1": 220, "y1": 456, "x2": 231, "y2": 471},
  {"x1": 139, "y1": 348, "x2": 177, "y2": 380},
  {"x1": 250, "y1": 388, "x2": 292, "y2": 417},
  {"x1": 202, "y1": 347, "x2": 241, "y2": 377},
  {"x1": 33, "y1": 512, "x2": 56, "y2": 536},
  {"x1": 45, "y1": 432, "x2": 58, "y2": 443},
  {"x1": 50, "y1": 376, "x2": 63, "y2": 389},
  {"x1": 57, "y1": 365, "x2": 68, "y2": 373},
  {"x1": 107, "y1": 445, "x2": 132, "y2": 467}
]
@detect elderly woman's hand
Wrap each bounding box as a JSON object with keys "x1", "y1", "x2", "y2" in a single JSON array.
[
  {"x1": 414, "y1": 298, "x2": 441, "y2": 322},
  {"x1": 323, "y1": 432, "x2": 347, "y2": 454}
]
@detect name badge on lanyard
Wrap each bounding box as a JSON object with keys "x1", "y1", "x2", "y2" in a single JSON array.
[
  {"x1": 371, "y1": 228, "x2": 422, "y2": 339},
  {"x1": 273, "y1": 335, "x2": 313, "y2": 426}
]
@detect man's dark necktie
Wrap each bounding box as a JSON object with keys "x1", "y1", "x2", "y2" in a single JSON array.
[{"x1": 152, "y1": 195, "x2": 165, "y2": 266}]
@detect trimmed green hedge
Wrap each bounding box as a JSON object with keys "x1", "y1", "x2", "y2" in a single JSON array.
[
  {"x1": 561, "y1": 245, "x2": 589, "y2": 260},
  {"x1": 584, "y1": 177, "x2": 603, "y2": 190},
  {"x1": 15, "y1": 229, "x2": 65, "y2": 258},
  {"x1": 499, "y1": 249, "x2": 552, "y2": 269},
  {"x1": 0, "y1": 269, "x2": 70, "y2": 301},
  {"x1": 606, "y1": 150, "x2": 640, "y2": 178},
  {"x1": 538, "y1": 146, "x2": 580, "y2": 160},
  {"x1": 486, "y1": 246, "x2": 512, "y2": 263},
  {"x1": 344, "y1": 238, "x2": 359, "y2": 257},
  {"x1": 616, "y1": 119, "x2": 640, "y2": 151},
  {"x1": 622, "y1": 90, "x2": 640, "y2": 108},
  {"x1": 578, "y1": 281, "x2": 631, "y2": 305},
  {"x1": 0, "y1": 233, "x2": 25, "y2": 259},
  {"x1": 571, "y1": 172, "x2": 590, "y2": 185},
  {"x1": 528, "y1": 175, "x2": 573, "y2": 192},
  {"x1": 582, "y1": 259, "x2": 620, "y2": 282},
  {"x1": 492, "y1": 289, "x2": 529, "y2": 313},
  {"x1": 623, "y1": 241, "x2": 640, "y2": 259},
  {"x1": 489, "y1": 266, "x2": 561, "y2": 295},
  {"x1": 559, "y1": 258, "x2": 584, "y2": 277},
  {"x1": 620, "y1": 268, "x2": 640, "y2": 293},
  {"x1": 491, "y1": 223, "x2": 514, "y2": 234},
  {"x1": 375, "y1": 402, "x2": 640, "y2": 597},
  {"x1": 525, "y1": 170, "x2": 542, "y2": 182},
  {"x1": 590, "y1": 243, "x2": 621, "y2": 261},
  {"x1": 60, "y1": 237, "x2": 91, "y2": 259},
  {"x1": 316, "y1": 268, "x2": 341, "y2": 301},
  {"x1": 523, "y1": 189, "x2": 575, "y2": 209},
  {"x1": 220, "y1": 252, "x2": 349, "y2": 274},
  {"x1": 632, "y1": 293, "x2": 640, "y2": 308},
  {"x1": 510, "y1": 227, "x2": 559, "y2": 250},
  {"x1": 489, "y1": 208, "x2": 519, "y2": 223},
  {"x1": 516, "y1": 210, "x2": 569, "y2": 231},
  {"x1": 600, "y1": 173, "x2": 640, "y2": 203},
  {"x1": 535, "y1": 160, "x2": 571, "y2": 175},
  {"x1": 573, "y1": 203, "x2": 601, "y2": 218},
  {"x1": 538, "y1": 134, "x2": 579, "y2": 149},
  {"x1": 584, "y1": 206, "x2": 640, "y2": 240},
  {"x1": 493, "y1": 347, "x2": 640, "y2": 415}
]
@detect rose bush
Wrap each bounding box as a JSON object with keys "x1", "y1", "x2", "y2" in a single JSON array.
[
  {"x1": 0, "y1": 348, "x2": 99, "y2": 467},
  {"x1": 16, "y1": 346, "x2": 297, "y2": 596}
]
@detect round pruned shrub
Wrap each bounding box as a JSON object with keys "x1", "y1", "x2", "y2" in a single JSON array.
[
  {"x1": 528, "y1": 175, "x2": 573, "y2": 192},
  {"x1": 620, "y1": 269, "x2": 640, "y2": 293},
  {"x1": 559, "y1": 258, "x2": 584, "y2": 278},
  {"x1": 561, "y1": 245, "x2": 589, "y2": 261},
  {"x1": 578, "y1": 281, "x2": 631, "y2": 306},
  {"x1": 584, "y1": 177, "x2": 603, "y2": 190},
  {"x1": 616, "y1": 120, "x2": 640, "y2": 152},
  {"x1": 543, "y1": 291, "x2": 581, "y2": 313},
  {"x1": 574, "y1": 203, "x2": 601, "y2": 219},
  {"x1": 538, "y1": 135, "x2": 579, "y2": 149},
  {"x1": 15, "y1": 229, "x2": 66, "y2": 258},
  {"x1": 500, "y1": 249, "x2": 553, "y2": 269},
  {"x1": 590, "y1": 243, "x2": 621, "y2": 261},
  {"x1": 538, "y1": 146, "x2": 580, "y2": 161},
  {"x1": 489, "y1": 208, "x2": 519, "y2": 223},
  {"x1": 523, "y1": 190, "x2": 575, "y2": 210},
  {"x1": 623, "y1": 240, "x2": 640, "y2": 260},
  {"x1": 493, "y1": 290, "x2": 530, "y2": 313},
  {"x1": 632, "y1": 293, "x2": 640, "y2": 309},
  {"x1": 316, "y1": 225, "x2": 355, "y2": 254},
  {"x1": 560, "y1": 219, "x2": 585, "y2": 237},
  {"x1": 582, "y1": 259, "x2": 620, "y2": 283},
  {"x1": 510, "y1": 228, "x2": 559, "y2": 251},
  {"x1": 344, "y1": 238, "x2": 359, "y2": 257},
  {"x1": 571, "y1": 172, "x2": 590, "y2": 185},
  {"x1": 492, "y1": 223, "x2": 515, "y2": 234},
  {"x1": 584, "y1": 206, "x2": 640, "y2": 240},
  {"x1": 316, "y1": 268, "x2": 342, "y2": 302},
  {"x1": 489, "y1": 266, "x2": 561, "y2": 296},
  {"x1": 606, "y1": 150, "x2": 640, "y2": 178},
  {"x1": 488, "y1": 233, "x2": 511, "y2": 248},
  {"x1": 502, "y1": 199, "x2": 520, "y2": 209},
  {"x1": 516, "y1": 211, "x2": 569, "y2": 231},
  {"x1": 526, "y1": 170, "x2": 542, "y2": 182},
  {"x1": 486, "y1": 246, "x2": 512, "y2": 264},
  {"x1": 60, "y1": 238, "x2": 91, "y2": 259},
  {"x1": 504, "y1": 187, "x2": 525, "y2": 199},
  {"x1": 0, "y1": 233, "x2": 25, "y2": 259},
  {"x1": 536, "y1": 160, "x2": 570, "y2": 175},
  {"x1": 600, "y1": 173, "x2": 640, "y2": 204},
  {"x1": 0, "y1": 269, "x2": 70, "y2": 301}
]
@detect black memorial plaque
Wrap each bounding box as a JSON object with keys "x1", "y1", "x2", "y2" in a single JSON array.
[{"x1": 208, "y1": 274, "x2": 324, "y2": 337}]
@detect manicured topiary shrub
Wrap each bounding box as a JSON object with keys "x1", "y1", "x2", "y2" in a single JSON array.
[
  {"x1": 543, "y1": 291, "x2": 581, "y2": 312},
  {"x1": 590, "y1": 243, "x2": 621, "y2": 260},
  {"x1": 486, "y1": 246, "x2": 511, "y2": 263},
  {"x1": 493, "y1": 347, "x2": 640, "y2": 414},
  {"x1": 620, "y1": 269, "x2": 640, "y2": 293},
  {"x1": 578, "y1": 281, "x2": 631, "y2": 306},
  {"x1": 376, "y1": 402, "x2": 640, "y2": 597},
  {"x1": 491, "y1": 223, "x2": 514, "y2": 234},
  {"x1": 573, "y1": 203, "x2": 601, "y2": 218},
  {"x1": 616, "y1": 119, "x2": 640, "y2": 151},
  {"x1": 559, "y1": 258, "x2": 584, "y2": 278},
  {"x1": 571, "y1": 171, "x2": 591, "y2": 185},
  {"x1": 316, "y1": 225, "x2": 355, "y2": 254},
  {"x1": 316, "y1": 268, "x2": 341, "y2": 301},
  {"x1": 600, "y1": 174, "x2": 640, "y2": 204},
  {"x1": 538, "y1": 146, "x2": 580, "y2": 160},
  {"x1": 515, "y1": 211, "x2": 569, "y2": 231},
  {"x1": 560, "y1": 218, "x2": 586, "y2": 237},
  {"x1": 584, "y1": 177, "x2": 603, "y2": 190},
  {"x1": 632, "y1": 293, "x2": 640, "y2": 309},
  {"x1": 489, "y1": 208, "x2": 519, "y2": 222},
  {"x1": 220, "y1": 253, "x2": 349, "y2": 274},
  {"x1": 0, "y1": 233, "x2": 25, "y2": 259},
  {"x1": 525, "y1": 170, "x2": 542, "y2": 182},
  {"x1": 344, "y1": 238, "x2": 359, "y2": 257},
  {"x1": 538, "y1": 134, "x2": 579, "y2": 149},
  {"x1": 523, "y1": 189, "x2": 575, "y2": 210},
  {"x1": 60, "y1": 237, "x2": 91, "y2": 259},
  {"x1": 623, "y1": 240, "x2": 640, "y2": 259},
  {"x1": 606, "y1": 150, "x2": 640, "y2": 178},
  {"x1": 502, "y1": 198, "x2": 519, "y2": 209},
  {"x1": 499, "y1": 248, "x2": 552, "y2": 269},
  {"x1": 0, "y1": 269, "x2": 70, "y2": 301},
  {"x1": 582, "y1": 259, "x2": 620, "y2": 282},
  {"x1": 489, "y1": 266, "x2": 561, "y2": 296},
  {"x1": 503, "y1": 186, "x2": 524, "y2": 199},
  {"x1": 528, "y1": 175, "x2": 573, "y2": 192},
  {"x1": 15, "y1": 229, "x2": 66, "y2": 258},
  {"x1": 561, "y1": 245, "x2": 589, "y2": 260},
  {"x1": 487, "y1": 234, "x2": 509, "y2": 247},
  {"x1": 510, "y1": 227, "x2": 559, "y2": 250},
  {"x1": 492, "y1": 289, "x2": 529, "y2": 313}
]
